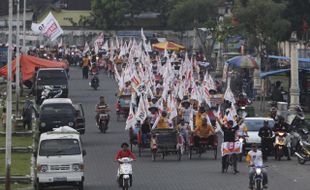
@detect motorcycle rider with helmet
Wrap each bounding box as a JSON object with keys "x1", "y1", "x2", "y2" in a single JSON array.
[
  {"x1": 273, "y1": 116, "x2": 291, "y2": 160},
  {"x1": 258, "y1": 120, "x2": 273, "y2": 161},
  {"x1": 95, "y1": 96, "x2": 110, "y2": 126},
  {"x1": 246, "y1": 143, "x2": 268, "y2": 189}
]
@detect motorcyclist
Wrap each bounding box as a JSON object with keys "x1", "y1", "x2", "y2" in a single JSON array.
[
  {"x1": 115, "y1": 142, "x2": 136, "y2": 161},
  {"x1": 246, "y1": 143, "x2": 268, "y2": 189},
  {"x1": 217, "y1": 118, "x2": 240, "y2": 174},
  {"x1": 258, "y1": 120, "x2": 273, "y2": 161},
  {"x1": 273, "y1": 116, "x2": 291, "y2": 160},
  {"x1": 95, "y1": 96, "x2": 110, "y2": 126},
  {"x1": 115, "y1": 142, "x2": 136, "y2": 187}
]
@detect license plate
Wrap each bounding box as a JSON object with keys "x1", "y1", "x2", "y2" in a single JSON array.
[{"x1": 53, "y1": 177, "x2": 67, "y2": 182}]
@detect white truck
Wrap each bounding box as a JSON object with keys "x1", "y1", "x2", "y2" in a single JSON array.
[{"x1": 35, "y1": 127, "x2": 86, "y2": 190}]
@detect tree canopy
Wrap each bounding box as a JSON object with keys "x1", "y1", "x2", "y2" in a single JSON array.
[{"x1": 233, "y1": 0, "x2": 290, "y2": 53}]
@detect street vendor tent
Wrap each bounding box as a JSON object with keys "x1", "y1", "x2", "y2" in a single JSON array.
[
  {"x1": 0, "y1": 55, "x2": 67, "y2": 81},
  {"x1": 152, "y1": 41, "x2": 185, "y2": 51}
]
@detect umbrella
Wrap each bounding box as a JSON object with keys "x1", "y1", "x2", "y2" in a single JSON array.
[
  {"x1": 225, "y1": 55, "x2": 258, "y2": 69},
  {"x1": 152, "y1": 41, "x2": 185, "y2": 51}
]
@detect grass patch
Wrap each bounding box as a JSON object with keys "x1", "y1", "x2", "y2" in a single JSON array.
[
  {"x1": 0, "y1": 153, "x2": 31, "y2": 176},
  {"x1": 0, "y1": 183, "x2": 32, "y2": 190},
  {"x1": 0, "y1": 136, "x2": 33, "y2": 147}
]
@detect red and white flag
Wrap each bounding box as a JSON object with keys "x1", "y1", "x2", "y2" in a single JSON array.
[{"x1": 31, "y1": 12, "x2": 63, "y2": 41}]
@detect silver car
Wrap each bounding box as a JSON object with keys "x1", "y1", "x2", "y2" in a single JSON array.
[{"x1": 243, "y1": 117, "x2": 275, "y2": 149}]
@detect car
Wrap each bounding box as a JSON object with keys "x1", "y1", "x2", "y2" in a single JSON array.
[
  {"x1": 35, "y1": 128, "x2": 86, "y2": 190},
  {"x1": 34, "y1": 68, "x2": 69, "y2": 104},
  {"x1": 38, "y1": 98, "x2": 85, "y2": 134},
  {"x1": 244, "y1": 117, "x2": 275, "y2": 150}
]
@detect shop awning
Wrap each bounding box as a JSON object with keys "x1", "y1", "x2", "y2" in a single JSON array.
[{"x1": 260, "y1": 68, "x2": 310, "y2": 78}]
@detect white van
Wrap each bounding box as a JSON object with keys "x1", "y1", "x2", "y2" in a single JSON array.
[{"x1": 35, "y1": 129, "x2": 86, "y2": 190}]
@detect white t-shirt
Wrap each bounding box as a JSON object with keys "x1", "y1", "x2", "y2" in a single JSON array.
[{"x1": 247, "y1": 150, "x2": 263, "y2": 166}]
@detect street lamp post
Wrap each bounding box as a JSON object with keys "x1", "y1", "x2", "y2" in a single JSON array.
[
  {"x1": 5, "y1": 0, "x2": 14, "y2": 189},
  {"x1": 289, "y1": 32, "x2": 300, "y2": 110}
]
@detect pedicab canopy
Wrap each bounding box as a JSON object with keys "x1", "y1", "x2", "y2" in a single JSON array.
[
  {"x1": 0, "y1": 55, "x2": 67, "y2": 81},
  {"x1": 152, "y1": 41, "x2": 185, "y2": 51}
]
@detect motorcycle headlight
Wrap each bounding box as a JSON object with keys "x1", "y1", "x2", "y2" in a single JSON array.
[
  {"x1": 37, "y1": 164, "x2": 48, "y2": 173},
  {"x1": 68, "y1": 122, "x2": 74, "y2": 127},
  {"x1": 256, "y1": 168, "x2": 262, "y2": 175},
  {"x1": 72, "y1": 163, "x2": 84, "y2": 172},
  {"x1": 40, "y1": 122, "x2": 46, "y2": 127}
]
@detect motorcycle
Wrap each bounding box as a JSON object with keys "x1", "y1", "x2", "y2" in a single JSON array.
[
  {"x1": 250, "y1": 165, "x2": 268, "y2": 190},
  {"x1": 40, "y1": 85, "x2": 63, "y2": 104},
  {"x1": 274, "y1": 132, "x2": 287, "y2": 160},
  {"x1": 117, "y1": 157, "x2": 133, "y2": 190},
  {"x1": 89, "y1": 72, "x2": 99, "y2": 90},
  {"x1": 294, "y1": 140, "x2": 310, "y2": 164},
  {"x1": 97, "y1": 106, "x2": 109, "y2": 133}
]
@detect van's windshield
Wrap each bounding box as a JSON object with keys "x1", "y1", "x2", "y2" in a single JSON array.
[
  {"x1": 37, "y1": 70, "x2": 67, "y2": 84},
  {"x1": 41, "y1": 104, "x2": 75, "y2": 116},
  {"x1": 39, "y1": 139, "x2": 81, "y2": 156}
]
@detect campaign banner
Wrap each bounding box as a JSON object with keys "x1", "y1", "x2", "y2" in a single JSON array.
[
  {"x1": 221, "y1": 141, "x2": 242, "y2": 156},
  {"x1": 31, "y1": 12, "x2": 63, "y2": 41}
]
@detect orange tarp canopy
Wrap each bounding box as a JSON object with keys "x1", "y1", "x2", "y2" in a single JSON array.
[
  {"x1": 152, "y1": 41, "x2": 185, "y2": 51},
  {"x1": 0, "y1": 55, "x2": 66, "y2": 81}
]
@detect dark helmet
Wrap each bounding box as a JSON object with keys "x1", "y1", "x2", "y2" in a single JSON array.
[
  {"x1": 199, "y1": 106, "x2": 205, "y2": 113},
  {"x1": 121, "y1": 142, "x2": 129, "y2": 148},
  {"x1": 162, "y1": 111, "x2": 167, "y2": 117}
]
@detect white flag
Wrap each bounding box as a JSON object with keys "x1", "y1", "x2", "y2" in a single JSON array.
[
  {"x1": 125, "y1": 105, "x2": 136, "y2": 130},
  {"x1": 83, "y1": 42, "x2": 89, "y2": 54},
  {"x1": 31, "y1": 12, "x2": 63, "y2": 41}
]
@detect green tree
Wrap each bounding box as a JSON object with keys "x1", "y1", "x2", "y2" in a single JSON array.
[
  {"x1": 233, "y1": 0, "x2": 290, "y2": 54},
  {"x1": 168, "y1": 0, "x2": 217, "y2": 31}
]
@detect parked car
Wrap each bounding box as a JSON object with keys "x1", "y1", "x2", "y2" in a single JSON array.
[
  {"x1": 35, "y1": 127, "x2": 86, "y2": 190},
  {"x1": 243, "y1": 117, "x2": 275, "y2": 150},
  {"x1": 38, "y1": 98, "x2": 85, "y2": 134},
  {"x1": 35, "y1": 68, "x2": 69, "y2": 104}
]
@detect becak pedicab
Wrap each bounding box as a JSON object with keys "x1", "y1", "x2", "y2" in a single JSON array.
[
  {"x1": 189, "y1": 107, "x2": 218, "y2": 160},
  {"x1": 150, "y1": 111, "x2": 182, "y2": 161},
  {"x1": 116, "y1": 95, "x2": 131, "y2": 121},
  {"x1": 129, "y1": 119, "x2": 151, "y2": 157}
]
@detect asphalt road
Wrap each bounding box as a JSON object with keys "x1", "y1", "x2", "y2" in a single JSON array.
[{"x1": 68, "y1": 67, "x2": 310, "y2": 190}]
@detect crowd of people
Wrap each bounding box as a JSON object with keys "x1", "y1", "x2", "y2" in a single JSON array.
[{"x1": 83, "y1": 36, "x2": 280, "y2": 189}]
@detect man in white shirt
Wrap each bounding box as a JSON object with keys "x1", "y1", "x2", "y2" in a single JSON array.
[{"x1": 246, "y1": 144, "x2": 268, "y2": 189}]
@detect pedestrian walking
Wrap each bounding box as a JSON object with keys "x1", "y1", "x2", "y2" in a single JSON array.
[{"x1": 22, "y1": 100, "x2": 37, "y2": 130}]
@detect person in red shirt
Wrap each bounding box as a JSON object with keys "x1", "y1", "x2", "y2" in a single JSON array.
[{"x1": 115, "y1": 143, "x2": 136, "y2": 161}]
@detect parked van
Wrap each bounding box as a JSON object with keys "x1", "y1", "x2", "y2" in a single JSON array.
[
  {"x1": 38, "y1": 98, "x2": 85, "y2": 134},
  {"x1": 35, "y1": 127, "x2": 86, "y2": 190}
]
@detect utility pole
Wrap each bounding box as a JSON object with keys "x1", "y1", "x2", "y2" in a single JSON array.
[
  {"x1": 22, "y1": 0, "x2": 26, "y2": 51},
  {"x1": 5, "y1": 0, "x2": 13, "y2": 189},
  {"x1": 16, "y1": 0, "x2": 21, "y2": 116}
]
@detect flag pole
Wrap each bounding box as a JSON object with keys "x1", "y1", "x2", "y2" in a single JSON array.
[
  {"x1": 5, "y1": 0, "x2": 13, "y2": 189},
  {"x1": 22, "y1": 0, "x2": 26, "y2": 52},
  {"x1": 16, "y1": 0, "x2": 21, "y2": 117}
]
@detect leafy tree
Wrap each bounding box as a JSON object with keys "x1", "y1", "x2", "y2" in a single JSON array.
[
  {"x1": 233, "y1": 0, "x2": 290, "y2": 54},
  {"x1": 168, "y1": 0, "x2": 217, "y2": 31}
]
